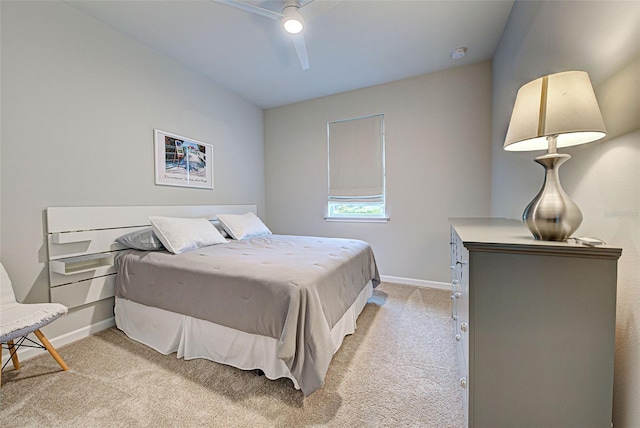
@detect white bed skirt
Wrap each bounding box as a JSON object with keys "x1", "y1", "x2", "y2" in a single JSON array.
[{"x1": 115, "y1": 281, "x2": 373, "y2": 390}]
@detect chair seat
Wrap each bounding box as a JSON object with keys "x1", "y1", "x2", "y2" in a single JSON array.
[{"x1": 0, "y1": 302, "x2": 68, "y2": 343}]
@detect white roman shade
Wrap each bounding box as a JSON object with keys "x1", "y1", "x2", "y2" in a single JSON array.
[{"x1": 328, "y1": 114, "x2": 385, "y2": 203}]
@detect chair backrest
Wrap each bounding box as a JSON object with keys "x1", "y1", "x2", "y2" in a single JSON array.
[{"x1": 1, "y1": 262, "x2": 18, "y2": 309}]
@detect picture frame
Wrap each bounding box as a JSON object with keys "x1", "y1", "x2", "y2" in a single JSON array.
[{"x1": 154, "y1": 129, "x2": 213, "y2": 189}]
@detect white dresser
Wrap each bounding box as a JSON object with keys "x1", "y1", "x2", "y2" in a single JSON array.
[{"x1": 449, "y1": 218, "x2": 622, "y2": 428}]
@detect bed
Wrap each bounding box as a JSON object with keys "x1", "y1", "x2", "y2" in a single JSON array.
[{"x1": 46, "y1": 205, "x2": 379, "y2": 396}]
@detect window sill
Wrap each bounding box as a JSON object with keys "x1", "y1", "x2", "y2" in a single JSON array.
[{"x1": 324, "y1": 217, "x2": 390, "y2": 223}]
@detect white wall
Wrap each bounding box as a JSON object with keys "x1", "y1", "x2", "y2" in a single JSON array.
[
  {"x1": 0, "y1": 0, "x2": 3, "y2": 263},
  {"x1": 265, "y1": 61, "x2": 492, "y2": 283},
  {"x1": 0, "y1": 2, "x2": 264, "y2": 339},
  {"x1": 491, "y1": 1, "x2": 640, "y2": 426}
]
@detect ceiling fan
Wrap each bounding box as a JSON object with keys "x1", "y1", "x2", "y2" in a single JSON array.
[{"x1": 214, "y1": 0, "x2": 340, "y2": 70}]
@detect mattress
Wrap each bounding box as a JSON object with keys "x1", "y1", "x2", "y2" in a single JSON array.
[{"x1": 115, "y1": 234, "x2": 380, "y2": 395}]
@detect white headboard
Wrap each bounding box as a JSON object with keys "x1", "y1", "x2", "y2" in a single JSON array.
[{"x1": 46, "y1": 204, "x2": 257, "y2": 309}]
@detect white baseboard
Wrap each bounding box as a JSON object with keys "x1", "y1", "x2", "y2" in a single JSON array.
[
  {"x1": 2, "y1": 317, "x2": 115, "y2": 368},
  {"x1": 380, "y1": 275, "x2": 450, "y2": 291}
]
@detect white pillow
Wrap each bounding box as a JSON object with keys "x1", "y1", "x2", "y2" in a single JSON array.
[
  {"x1": 217, "y1": 212, "x2": 272, "y2": 240},
  {"x1": 148, "y1": 216, "x2": 227, "y2": 254}
]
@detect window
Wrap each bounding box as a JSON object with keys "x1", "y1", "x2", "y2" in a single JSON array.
[{"x1": 327, "y1": 114, "x2": 387, "y2": 221}]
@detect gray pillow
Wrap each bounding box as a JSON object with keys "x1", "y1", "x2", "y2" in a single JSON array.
[
  {"x1": 212, "y1": 220, "x2": 229, "y2": 238},
  {"x1": 116, "y1": 228, "x2": 165, "y2": 251}
]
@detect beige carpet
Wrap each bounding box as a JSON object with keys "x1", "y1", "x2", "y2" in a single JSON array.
[{"x1": 0, "y1": 283, "x2": 464, "y2": 427}]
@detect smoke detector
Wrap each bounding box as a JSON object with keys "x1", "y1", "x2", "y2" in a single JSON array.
[{"x1": 450, "y1": 47, "x2": 468, "y2": 60}]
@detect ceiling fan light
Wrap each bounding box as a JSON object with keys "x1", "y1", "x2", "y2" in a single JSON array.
[
  {"x1": 283, "y1": 18, "x2": 303, "y2": 34},
  {"x1": 282, "y1": 7, "x2": 304, "y2": 34}
]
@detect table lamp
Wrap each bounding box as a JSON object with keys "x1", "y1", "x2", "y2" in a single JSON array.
[{"x1": 504, "y1": 71, "x2": 607, "y2": 241}]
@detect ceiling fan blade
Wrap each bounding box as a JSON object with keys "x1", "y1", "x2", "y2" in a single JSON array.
[
  {"x1": 215, "y1": 0, "x2": 311, "y2": 70},
  {"x1": 214, "y1": 0, "x2": 282, "y2": 20},
  {"x1": 291, "y1": 33, "x2": 310, "y2": 70}
]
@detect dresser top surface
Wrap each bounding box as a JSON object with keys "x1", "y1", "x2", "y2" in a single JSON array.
[{"x1": 449, "y1": 218, "x2": 622, "y2": 259}]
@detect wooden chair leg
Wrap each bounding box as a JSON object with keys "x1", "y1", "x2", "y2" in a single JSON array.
[
  {"x1": 7, "y1": 340, "x2": 21, "y2": 370},
  {"x1": 1, "y1": 344, "x2": 3, "y2": 387},
  {"x1": 34, "y1": 330, "x2": 69, "y2": 371}
]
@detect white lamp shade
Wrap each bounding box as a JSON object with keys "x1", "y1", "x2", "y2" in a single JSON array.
[{"x1": 504, "y1": 71, "x2": 606, "y2": 151}]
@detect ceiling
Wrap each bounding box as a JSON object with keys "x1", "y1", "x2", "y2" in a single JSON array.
[{"x1": 66, "y1": 0, "x2": 514, "y2": 109}]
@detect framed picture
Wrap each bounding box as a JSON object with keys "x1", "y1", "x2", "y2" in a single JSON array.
[{"x1": 154, "y1": 129, "x2": 213, "y2": 189}]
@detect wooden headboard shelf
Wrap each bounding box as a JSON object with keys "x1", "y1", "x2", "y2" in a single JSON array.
[{"x1": 49, "y1": 253, "x2": 115, "y2": 276}]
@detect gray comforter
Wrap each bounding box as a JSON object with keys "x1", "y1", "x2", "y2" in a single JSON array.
[{"x1": 115, "y1": 234, "x2": 380, "y2": 395}]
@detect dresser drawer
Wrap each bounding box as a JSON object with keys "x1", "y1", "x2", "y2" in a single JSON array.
[
  {"x1": 452, "y1": 232, "x2": 469, "y2": 342},
  {"x1": 455, "y1": 335, "x2": 469, "y2": 427}
]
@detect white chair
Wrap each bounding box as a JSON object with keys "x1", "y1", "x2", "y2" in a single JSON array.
[{"x1": 1, "y1": 262, "x2": 68, "y2": 385}]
